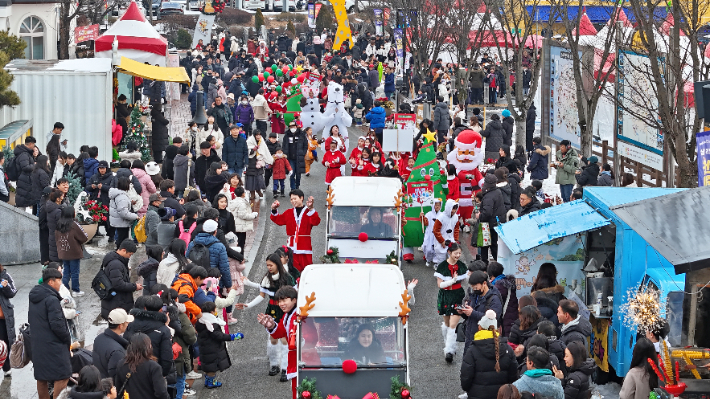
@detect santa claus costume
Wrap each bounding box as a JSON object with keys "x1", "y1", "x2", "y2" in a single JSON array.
[
  {"x1": 269, "y1": 94, "x2": 287, "y2": 134},
  {"x1": 322, "y1": 147, "x2": 346, "y2": 185},
  {"x1": 270, "y1": 205, "x2": 321, "y2": 272},
  {"x1": 267, "y1": 306, "x2": 299, "y2": 397},
  {"x1": 446, "y1": 130, "x2": 485, "y2": 221}
]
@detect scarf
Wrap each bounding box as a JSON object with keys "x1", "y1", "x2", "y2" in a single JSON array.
[
  {"x1": 199, "y1": 312, "x2": 226, "y2": 332},
  {"x1": 561, "y1": 315, "x2": 581, "y2": 333},
  {"x1": 524, "y1": 369, "x2": 553, "y2": 378}
]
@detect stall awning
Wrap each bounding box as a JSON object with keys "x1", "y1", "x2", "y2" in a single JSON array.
[
  {"x1": 610, "y1": 187, "x2": 710, "y2": 274},
  {"x1": 117, "y1": 57, "x2": 190, "y2": 84},
  {"x1": 495, "y1": 200, "x2": 610, "y2": 254}
]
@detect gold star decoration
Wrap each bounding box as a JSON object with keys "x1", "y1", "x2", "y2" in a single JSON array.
[{"x1": 422, "y1": 130, "x2": 437, "y2": 143}]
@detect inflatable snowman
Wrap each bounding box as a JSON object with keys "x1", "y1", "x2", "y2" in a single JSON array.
[
  {"x1": 321, "y1": 81, "x2": 353, "y2": 149},
  {"x1": 300, "y1": 82, "x2": 334, "y2": 136}
]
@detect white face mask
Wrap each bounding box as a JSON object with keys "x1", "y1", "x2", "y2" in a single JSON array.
[
  {"x1": 242, "y1": 101, "x2": 248, "y2": 105},
  {"x1": 191, "y1": 126, "x2": 198, "y2": 131},
  {"x1": 290, "y1": 128, "x2": 297, "y2": 132}
]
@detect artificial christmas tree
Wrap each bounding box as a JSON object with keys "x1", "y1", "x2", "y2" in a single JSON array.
[
  {"x1": 401, "y1": 134, "x2": 447, "y2": 258},
  {"x1": 119, "y1": 105, "x2": 152, "y2": 162}
]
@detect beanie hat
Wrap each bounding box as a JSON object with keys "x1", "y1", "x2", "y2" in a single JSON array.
[
  {"x1": 483, "y1": 174, "x2": 498, "y2": 189},
  {"x1": 501, "y1": 109, "x2": 511, "y2": 118},
  {"x1": 478, "y1": 309, "x2": 498, "y2": 330}
]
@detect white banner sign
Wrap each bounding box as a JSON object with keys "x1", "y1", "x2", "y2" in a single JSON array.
[
  {"x1": 382, "y1": 128, "x2": 414, "y2": 153},
  {"x1": 192, "y1": 14, "x2": 217, "y2": 49}
]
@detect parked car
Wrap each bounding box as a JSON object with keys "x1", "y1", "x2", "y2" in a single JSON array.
[{"x1": 160, "y1": 1, "x2": 184, "y2": 17}]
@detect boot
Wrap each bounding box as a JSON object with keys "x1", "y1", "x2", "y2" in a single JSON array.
[
  {"x1": 444, "y1": 327, "x2": 457, "y2": 363},
  {"x1": 249, "y1": 191, "x2": 255, "y2": 201},
  {"x1": 273, "y1": 190, "x2": 278, "y2": 198},
  {"x1": 280, "y1": 369, "x2": 288, "y2": 382},
  {"x1": 267, "y1": 341, "x2": 280, "y2": 376},
  {"x1": 204, "y1": 376, "x2": 222, "y2": 389},
  {"x1": 280, "y1": 188, "x2": 285, "y2": 197},
  {"x1": 256, "y1": 190, "x2": 263, "y2": 199},
  {"x1": 279, "y1": 341, "x2": 289, "y2": 379}
]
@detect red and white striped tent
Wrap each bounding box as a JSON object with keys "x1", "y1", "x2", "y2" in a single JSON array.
[{"x1": 95, "y1": 1, "x2": 168, "y2": 66}]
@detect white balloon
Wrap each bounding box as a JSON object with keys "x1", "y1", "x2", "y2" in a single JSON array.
[{"x1": 291, "y1": 78, "x2": 298, "y2": 85}]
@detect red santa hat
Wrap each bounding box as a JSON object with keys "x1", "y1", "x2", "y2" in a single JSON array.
[{"x1": 454, "y1": 130, "x2": 483, "y2": 151}]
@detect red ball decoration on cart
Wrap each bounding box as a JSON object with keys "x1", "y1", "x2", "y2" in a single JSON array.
[
  {"x1": 342, "y1": 359, "x2": 357, "y2": 374},
  {"x1": 358, "y1": 232, "x2": 368, "y2": 242},
  {"x1": 302, "y1": 391, "x2": 312, "y2": 399}
]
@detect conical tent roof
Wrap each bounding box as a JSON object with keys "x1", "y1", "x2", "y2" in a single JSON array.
[
  {"x1": 95, "y1": 1, "x2": 168, "y2": 66},
  {"x1": 572, "y1": 11, "x2": 597, "y2": 36}
]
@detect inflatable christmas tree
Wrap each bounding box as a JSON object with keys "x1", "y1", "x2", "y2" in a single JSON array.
[
  {"x1": 120, "y1": 105, "x2": 151, "y2": 162},
  {"x1": 402, "y1": 133, "x2": 448, "y2": 252}
]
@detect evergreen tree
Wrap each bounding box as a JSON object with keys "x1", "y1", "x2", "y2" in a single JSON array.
[
  {"x1": 255, "y1": 9, "x2": 265, "y2": 33},
  {"x1": 64, "y1": 171, "x2": 83, "y2": 206},
  {"x1": 0, "y1": 31, "x2": 26, "y2": 107},
  {"x1": 316, "y1": 3, "x2": 336, "y2": 31},
  {"x1": 119, "y1": 106, "x2": 152, "y2": 162},
  {"x1": 402, "y1": 135, "x2": 447, "y2": 248}
]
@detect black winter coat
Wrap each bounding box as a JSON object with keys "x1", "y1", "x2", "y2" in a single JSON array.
[
  {"x1": 562, "y1": 359, "x2": 594, "y2": 399},
  {"x1": 115, "y1": 360, "x2": 170, "y2": 399},
  {"x1": 137, "y1": 257, "x2": 160, "y2": 295},
  {"x1": 463, "y1": 285, "x2": 503, "y2": 349},
  {"x1": 163, "y1": 145, "x2": 179, "y2": 180},
  {"x1": 13, "y1": 144, "x2": 36, "y2": 207},
  {"x1": 532, "y1": 285, "x2": 566, "y2": 329},
  {"x1": 124, "y1": 309, "x2": 174, "y2": 377},
  {"x1": 508, "y1": 173, "x2": 522, "y2": 212},
  {"x1": 478, "y1": 186, "x2": 507, "y2": 227},
  {"x1": 195, "y1": 152, "x2": 221, "y2": 190},
  {"x1": 502, "y1": 116, "x2": 514, "y2": 146},
  {"x1": 576, "y1": 163, "x2": 599, "y2": 187},
  {"x1": 151, "y1": 109, "x2": 170, "y2": 153},
  {"x1": 160, "y1": 191, "x2": 185, "y2": 219},
  {"x1": 549, "y1": 338, "x2": 568, "y2": 376},
  {"x1": 527, "y1": 144, "x2": 550, "y2": 180},
  {"x1": 31, "y1": 168, "x2": 51, "y2": 204},
  {"x1": 45, "y1": 201, "x2": 62, "y2": 262},
  {"x1": 560, "y1": 317, "x2": 593, "y2": 347},
  {"x1": 28, "y1": 283, "x2": 72, "y2": 381},
  {"x1": 519, "y1": 197, "x2": 542, "y2": 217},
  {"x1": 460, "y1": 335, "x2": 519, "y2": 399},
  {"x1": 0, "y1": 269, "x2": 17, "y2": 346},
  {"x1": 100, "y1": 251, "x2": 137, "y2": 319},
  {"x1": 492, "y1": 275, "x2": 519, "y2": 337},
  {"x1": 88, "y1": 172, "x2": 115, "y2": 207},
  {"x1": 282, "y1": 129, "x2": 308, "y2": 173},
  {"x1": 195, "y1": 321, "x2": 232, "y2": 372},
  {"x1": 92, "y1": 328, "x2": 128, "y2": 379},
  {"x1": 482, "y1": 120, "x2": 507, "y2": 153},
  {"x1": 68, "y1": 161, "x2": 85, "y2": 188},
  {"x1": 508, "y1": 317, "x2": 545, "y2": 347}
]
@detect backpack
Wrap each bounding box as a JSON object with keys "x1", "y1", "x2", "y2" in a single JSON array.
[
  {"x1": 91, "y1": 262, "x2": 114, "y2": 300},
  {"x1": 9, "y1": 323, "x2": 31, "y2": 368},
  {"x1": 178, "y1": 220, "x2": 197, "y2": 246},
  {"x1": 134, "y1": 215, "x2": 147, "y2": 243},
  {"x1": 5, "y1": 155, "x2": 19, "y2": 181},
  {"x1": 188, "y1": 241, "x2": 215, "y2": 269}
]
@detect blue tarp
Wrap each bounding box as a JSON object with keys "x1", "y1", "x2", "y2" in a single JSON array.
[
  {"x1": 583, "y1": 187, "x2": 685, "y2": 209},
  {"x1": 526, "y1": 6, "x2": 667, "y2": 23},
  {"x1": 495, "y1": 200, "x2": 610, "y2": 254}
]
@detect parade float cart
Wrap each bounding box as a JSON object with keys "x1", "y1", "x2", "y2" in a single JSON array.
[
  {"x1": 495, "y1": 187, "x2": 687, "y2": 382},
  {"x1": 1, "y1": 58, "x2": 113, "y2": 161},
  {"x1": 325, "y1": 177, "x2": 403, "y2": 264},
  {"x1": 296, "y1": 264, "x2": 411, "y2": 399}
]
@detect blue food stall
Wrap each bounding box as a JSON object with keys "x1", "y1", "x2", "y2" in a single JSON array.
[{"x1": 494, "y1": 187, "x2": 687, "y2": 380}]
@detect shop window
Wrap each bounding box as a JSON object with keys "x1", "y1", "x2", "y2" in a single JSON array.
[{"x1": 20, "y1": 16, "x2": 44, "y2": 60}]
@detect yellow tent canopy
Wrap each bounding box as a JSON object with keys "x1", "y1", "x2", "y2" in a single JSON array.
[{"x1": 117, "y1": 56, "x2": 190, "y2": 84}]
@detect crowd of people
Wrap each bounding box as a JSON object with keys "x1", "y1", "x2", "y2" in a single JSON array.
[{"x1": 0, "y1": 16, "x2": 665, "y2": 399}]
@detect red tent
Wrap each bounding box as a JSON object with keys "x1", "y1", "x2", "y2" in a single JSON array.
[
  {"x1": 660, "y1": 13, "x2": 687, "y2": 36},
  {"x1": 95, "y1": 1, "x2": 168, "y2": 66},
  {"x1": 572, "y1": 11, "x2": 597, "y2": 36},
  {"x1": 468, "y1": 30, "x2": 517, "y2": 49}
]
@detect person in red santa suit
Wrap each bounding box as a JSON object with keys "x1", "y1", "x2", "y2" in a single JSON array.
[
  {"x1": 257, "y1": 286, "x2": 300, "y2": 398},
  {"x1": 348, "y1": 136, "x2": 367, "y2": 175},
  {"x1": 268, "y1": 92, "x2": 286, "y2": 134},
  {"x1": 322, "y1": 139, "x2": 346, "y2": 185},
  {"x1": 270, "y1": 189, "x2": 321, "y2": 272},
  {"x1": 446, "y1": 130, "x2": 485, "y2": 223}
]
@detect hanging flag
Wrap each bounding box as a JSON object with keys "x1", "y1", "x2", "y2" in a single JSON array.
[{"x1": 697, "y1": 130, "x2": 710, "y2": 186}]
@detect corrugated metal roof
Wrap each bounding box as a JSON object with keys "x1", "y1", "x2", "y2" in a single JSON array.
[
  {"x1": 495, "y1": 200, "x2": 610, "y2": 254},
  {"x1": 611, "y1": 187, "x2": 710, "y2": 274},
  {"x1": 584, "y1": 187, "x2": 686, "y2": 209}
]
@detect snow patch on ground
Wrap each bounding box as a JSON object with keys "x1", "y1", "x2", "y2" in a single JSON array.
[{"x1": 591, "y1": 381, "x2": 622, "y2": 398}]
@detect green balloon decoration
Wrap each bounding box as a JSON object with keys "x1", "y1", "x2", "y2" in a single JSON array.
[
  {"x1": 289, "y1": 65, "x2": 293, "y2": 70},
  {"x1": 263, "y1": 71, "x2": 270, "y2": 78},
  {"x1": 276, "y1": 69, "x2": 283, "y2": 77},
  {"x1": 272, "y1": 64, "x2": 278, "y2": 71},
  {"x1": 276, "y1": 86, "x2": 282, "y2": 93},
  {"x1": 252, "y1": 75, "x2": 259, "y2": 83}
]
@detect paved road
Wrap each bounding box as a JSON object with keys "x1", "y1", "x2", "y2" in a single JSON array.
[{"x1": 3, "y1": 125, "x2": 474, "y2": 399}]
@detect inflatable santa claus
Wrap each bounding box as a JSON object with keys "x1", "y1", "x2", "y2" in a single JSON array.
[{"x1": 447, "y1": 130, "x2": 485, "y2": 220}]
